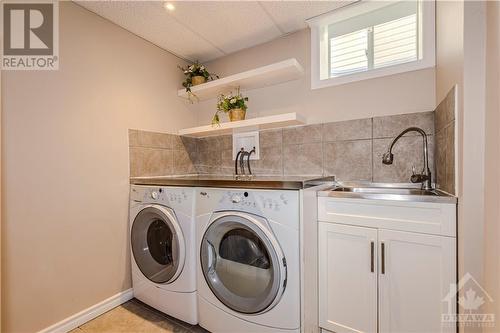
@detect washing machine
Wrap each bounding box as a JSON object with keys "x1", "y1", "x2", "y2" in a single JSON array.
[
  {"x1": 129, "y1": 185, "x2": 197, "y2": 324},
  {"x1": 196, "y1": 188, "x2": 300, "y2": 333}
]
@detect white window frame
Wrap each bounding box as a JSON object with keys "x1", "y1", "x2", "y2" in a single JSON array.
[{"x1": 307, "y1": 0, "x2": 435, "y2": 89}]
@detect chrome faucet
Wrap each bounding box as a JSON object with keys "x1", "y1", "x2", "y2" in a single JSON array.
[
  {"x1": 382, "y1": 127, "x2": 433, "y2": 190},
  {"x1": 234, "y1": 147, "x2": 256, "y2": 178}
]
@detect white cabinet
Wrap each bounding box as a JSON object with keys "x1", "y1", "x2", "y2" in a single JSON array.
[
  {"x1": 318, "y1": 197, "x2": 456, "y2": 333},
  {"x1": 317, "y1": 197, "x2": 456, "y2": 236},
  {"x1": 318, "y1": 223, "x2": 378, "y2": 333},
  {"x1": 378, "y1": 230, "x2": 455, "y2": 333}
]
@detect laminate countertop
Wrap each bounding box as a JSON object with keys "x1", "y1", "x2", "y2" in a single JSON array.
[{"x1": 130, "y1": 175, "x2": 335, "y2": 190}]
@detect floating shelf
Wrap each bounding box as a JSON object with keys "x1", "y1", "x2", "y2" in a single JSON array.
[
  {"x1": 178, "y1": 112, "x2": 306, "y2": 137},
  {"x1": 177, "y1": 58, "x2": 304, "y2": 101}
]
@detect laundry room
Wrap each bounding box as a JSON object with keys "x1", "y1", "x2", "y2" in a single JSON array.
[{"x1": 1, "y1": 1, "x2": 500, "y2": 333}]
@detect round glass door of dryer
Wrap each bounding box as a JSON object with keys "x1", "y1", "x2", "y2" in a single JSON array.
[
  {"x1": 200, "y1": 214, "x2": 286, "y2": 314},
  {"x1": 131, "y1": 205, "x2": 185, "y2": 284}
]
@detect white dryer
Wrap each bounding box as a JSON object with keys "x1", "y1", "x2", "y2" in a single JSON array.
[
  {"x1": 129, "y1": 185, "x2": 197, "y2": 324},
  {"x1": 196, "y1": 188, "x2": 300, "y2": 333}
]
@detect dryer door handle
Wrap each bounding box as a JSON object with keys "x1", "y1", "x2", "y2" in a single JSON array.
[{"x1": 207, "y1": 241, "x2": 217, "y2": 273}]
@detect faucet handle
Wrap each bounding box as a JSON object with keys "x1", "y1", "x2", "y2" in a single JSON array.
[
  {"x1": 412, "y1": 165, "x2": 416, "y2": 175},
  {"x1": 410, "y1": 171, "x2": 429, "y2": 184}
]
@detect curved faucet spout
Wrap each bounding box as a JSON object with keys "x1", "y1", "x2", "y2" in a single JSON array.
[
  {"x1": 246, "y1": 147, "x2": 256, "y2": 176},
  {"x1": 235, "y1": 148, "x2": 244, "y2": 176},
  {"x1": 382, "y1": 127, "x2": 432, "y2": 190}
]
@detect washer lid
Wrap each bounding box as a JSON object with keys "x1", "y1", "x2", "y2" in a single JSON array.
[
  {"x1": 200, "y1": 212, "x2": 287, "y2": 314},
  {"x1": 131, "y1": 205, "x2": 185, "y2": 284}
]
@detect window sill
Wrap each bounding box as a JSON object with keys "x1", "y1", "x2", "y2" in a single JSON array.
[{"x1": 311, "y1": 58, "x2": 435, "y2": 89}]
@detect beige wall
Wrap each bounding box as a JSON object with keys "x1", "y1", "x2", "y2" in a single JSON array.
[
  {"x1": 484, "y1": 1, "x2": 500, "y2": 331},
  {"x1": 436, "y1": 1, "x2": 464, "y2": 105},
  {"x1": 190, "y1": 29, "x2": 436, "y2": 126},
  {"x1": 1, "y1": 2, "x2": 194, "y2": 332}
]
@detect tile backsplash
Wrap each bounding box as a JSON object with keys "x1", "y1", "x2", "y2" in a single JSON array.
[
  {"x1": 192, "y1": 111, "x2": 435, "y2": 182},
  {"x1": 434, "y1": 86, "x2": 456, "y2": 194},
  {"x1": 129, "y1": 110, "x2": 444, "y2": 185},
  {"x1": 128, "y1": 130, "x2": 197, "y2": 177}
]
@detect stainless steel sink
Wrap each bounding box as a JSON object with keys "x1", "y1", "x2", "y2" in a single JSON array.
[
  {"x1": 331, "y1": 187, "x2": 439, "y2": 196},
  {"x1": 320, "y1": 182, "x2": 457, "y2": 203}
]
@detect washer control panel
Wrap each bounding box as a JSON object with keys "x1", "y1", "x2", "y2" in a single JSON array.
[{"x1": 131, "y1": 186, "x2": 189, "y2": 205}]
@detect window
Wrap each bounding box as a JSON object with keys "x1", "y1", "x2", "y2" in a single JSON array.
[
  {"x1": 307, "y1": 0, "x2": 435, "y2": 89},
  {"x1": 330, "y1": 28, "x2": 368, "y2": 76}
]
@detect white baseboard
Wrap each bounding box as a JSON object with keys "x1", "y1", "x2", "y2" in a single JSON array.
[{"x1": 38, "y1": 289, "x2": 134, "y2": 333}]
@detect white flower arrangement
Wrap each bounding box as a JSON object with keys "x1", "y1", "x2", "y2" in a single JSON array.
[
  {"x1": 177, "y1": 61, "x2": 218, "y2": 102},
  {"x1": 212, "y1": 87, "x2": 249, "y2": 125}
]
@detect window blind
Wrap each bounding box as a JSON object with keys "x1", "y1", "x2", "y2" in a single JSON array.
[
  {"x1": 328, "y1": 1, "x2": 419, "y2": 78},
  {"x1": 373, "y1": 14, "x2": 417, "y2": 68},
  {"x1": 330, "y1": 29, "x2": 368, "y2": 76}
]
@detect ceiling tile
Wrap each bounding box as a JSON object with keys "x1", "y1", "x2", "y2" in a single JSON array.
[
  {"x1": 77, "y1": 1, "x2": 225, "y2": 61},
  {"x1": 169, "y1": 1, "x2": 282, "y2": 55},
  {"x1": 259, "y1": 1, "x2": 356, "y2": 33},
  {"x1": 77, "y1": 1, "x2": 357, "y2": 63}
]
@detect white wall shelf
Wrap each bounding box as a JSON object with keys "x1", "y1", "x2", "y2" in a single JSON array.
[
  {"x1": 178, "y1": 112, "x2": 306, "y2": 137},
  {"x1": 177, "y1": 58, "x2": 304, "y2": 101}
]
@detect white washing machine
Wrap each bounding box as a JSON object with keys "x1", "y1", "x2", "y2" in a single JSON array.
[
  {"x1": 196, "y1": 188, "x2": 300, "y2": 333},
  {"x1": 129, "y1": 185, "x2": 197, "y2": 324}
]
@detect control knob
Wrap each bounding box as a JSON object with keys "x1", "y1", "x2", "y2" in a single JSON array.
[{"x1": 231, "y1": 195, "x2": 242, "y2": 203}]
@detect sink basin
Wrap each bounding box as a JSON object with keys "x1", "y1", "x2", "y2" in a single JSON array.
[
  {"x1": 331, "y1": 187, "x2": 440, "y2": 196},
  {"x1": 319, "y1": 182, "x2": 457, "y2": 203}
]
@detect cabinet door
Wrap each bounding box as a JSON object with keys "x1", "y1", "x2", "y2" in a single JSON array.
[
  {"x1": 318, "y1": 222, "x2": 378, "y2": 333},
  {"x1": 378, "y1": 229, "x2": 456, "y2": 333}
]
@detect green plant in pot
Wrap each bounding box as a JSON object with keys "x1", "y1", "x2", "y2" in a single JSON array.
[
  {"x1": 178, "y1": 61, "x2": 218, "y2": 102},
  {"x1": 213, "y1": 88, "x2": 249, "y2": 126}
]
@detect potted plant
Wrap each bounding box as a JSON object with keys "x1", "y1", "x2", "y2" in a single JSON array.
[
  {"x1": 213, "y1": 88, "x2": 249, "y2": 125},
  {"x1": 178, "y1": 61, "x2": 218, "y2": 102}
]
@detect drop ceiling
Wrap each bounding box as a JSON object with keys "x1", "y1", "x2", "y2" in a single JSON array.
[{"x1": 77, "y1": 1, "x2": 354, "y2": 62}]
